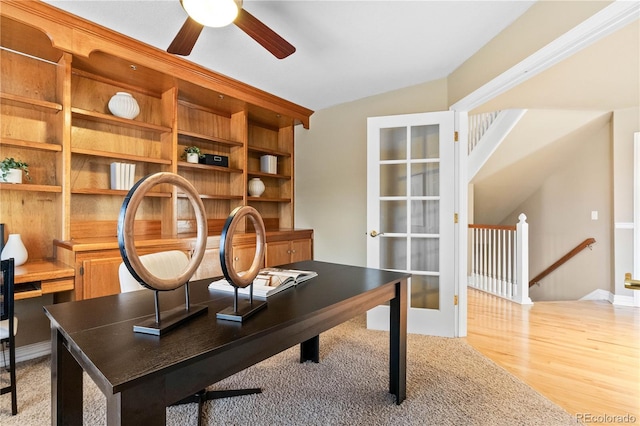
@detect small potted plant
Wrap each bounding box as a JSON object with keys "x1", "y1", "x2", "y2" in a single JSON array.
[
  {"x1": 182, "y1": 146, "x2": 203, "y2": 164},
  {"x1": 1, "y1": 157, "x2": 31, "y2": 184}
]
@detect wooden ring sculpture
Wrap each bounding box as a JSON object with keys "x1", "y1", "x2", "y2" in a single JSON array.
[
  {"x1": 220, "y1": 206, "x2": 266, "y2": 288},
  {"x1": 118, "y1": 172, "x2": 207, "y2": 291}
]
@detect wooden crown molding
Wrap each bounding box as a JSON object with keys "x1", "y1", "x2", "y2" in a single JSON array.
[{"x1": 1, "y1": 0, "x2": 313, "y2": 128}]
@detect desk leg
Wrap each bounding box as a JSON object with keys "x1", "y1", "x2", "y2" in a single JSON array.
[
  {"x1": 389, "y1": 278, "x2": 407, "y2": 404},
  {"x1": 300, "y1": 335, "x2": 319, "y2": 363},
  {"x1": 106, "y1": 376, "x2": 166, "y2": 426},
  {"x1": 51, "y1": 326, "x2": 83, "y2": 425}
]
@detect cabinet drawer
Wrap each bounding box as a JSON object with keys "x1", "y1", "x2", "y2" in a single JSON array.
[{"x1": 42, "y1": 277, "x2": 75, "y2": 294}]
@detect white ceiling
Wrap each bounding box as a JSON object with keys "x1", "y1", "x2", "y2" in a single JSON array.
[{"x1": 44, "y1": 0, "x2": 535, "y2": 111}]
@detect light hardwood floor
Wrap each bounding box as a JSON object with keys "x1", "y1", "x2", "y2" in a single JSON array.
[{"x1": 465, "y1": 288, "x2": 640, "y2": 424}]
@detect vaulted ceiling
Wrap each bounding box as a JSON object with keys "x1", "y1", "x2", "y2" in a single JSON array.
[
  {"x1": 44, "y1": 0, "x2": 534, "y2": 111},
  {"x1": 472, "y1": 17, "x2": 639, "y2": 224}
]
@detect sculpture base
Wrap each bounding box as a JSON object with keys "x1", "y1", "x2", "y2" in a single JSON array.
[
  {"x1": 134, "y1": 304, "x2": 208, "y2": 336},
  {"x1": 216, "y1": 298, "x2": 267, "y2": 322}
]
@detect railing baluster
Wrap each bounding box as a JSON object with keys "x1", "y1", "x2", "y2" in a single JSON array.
[{"x1": 468, "y1": 217, "x2": 530, "y2": 304}]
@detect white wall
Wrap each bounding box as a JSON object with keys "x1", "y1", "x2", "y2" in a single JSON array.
[
  {"x1": 295, "y1": 79, "x2": 448, "y2": 266},
  {"x1": 501, "y1": 119, "x2": 612, "y2": 300}
]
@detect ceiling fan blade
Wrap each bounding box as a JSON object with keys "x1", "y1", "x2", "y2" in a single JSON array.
[
  {"x1": 167, "y1": 17, "x2": 204, "y2": 56},
  {"x1": 234, "y1": 9, "x2": 295, "y2": 59}
]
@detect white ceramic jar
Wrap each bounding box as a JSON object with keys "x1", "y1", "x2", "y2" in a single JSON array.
[
  {"x1": 108, "y1": 92, "x2": 140, "y2": 119},
  {"x1": 248, "y1": 178, "x2": 265, "y2": 197}
]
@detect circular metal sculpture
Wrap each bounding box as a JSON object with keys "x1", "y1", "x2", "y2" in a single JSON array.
[
  {"x1": 118, "y1": 172, "x2": 207, "y2": 291},
  {"x1": 220, "y1": 206, "x2": 266, "y2": 288},
  {"x1": 217, "y1": 205, "x2": 267, "y2": 322},
  {"x1": 117, "y1": 172, "x2": 209, "y2": 336}
]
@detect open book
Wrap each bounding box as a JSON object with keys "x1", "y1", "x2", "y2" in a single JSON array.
[{"x1": 209, "y1": 267, "x2": 318, "y2": 299}]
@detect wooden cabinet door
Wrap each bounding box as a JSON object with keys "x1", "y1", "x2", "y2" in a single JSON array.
[
  {"x1": 290, "y1": 239, "x2": 312, "y2": 263},
  {"x1": 266, "y1": 239, "x2": 313, "y2": 267},
  {"x1": 82, "y1": 256, "x2": 123, "y2": 299},
  {"x1": 265, "y1": 241, "x2": 291, "y2": 267},
  {"x1": 233, "y1": 244, "x2": 262, "y2": 272}
]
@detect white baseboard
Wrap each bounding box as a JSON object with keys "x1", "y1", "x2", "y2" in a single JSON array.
[
  {"x1": 580, "y1": 289, "x2": 638, "y2": 307},
  {"x1": 610, "y1": 293, "x2": 638, "y2": 307},
  {"x1": 0, "y1": 340, "x2": 50, "y2": 368}
]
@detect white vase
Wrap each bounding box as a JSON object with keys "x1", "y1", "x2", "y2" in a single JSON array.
[
  {"x1": 1, "y1": 233, "x2": 28, "y2": 266},
  {"x1": 2, "y1": 168, "x2": 23, "y2": 184},
  {"x1": 186, "y1": 153, "x2": 199, "y2": 164},
  {"x1": 248, "y1": 177, "x2": 265, "y2": 197},
  {"x1": 108, "y1": 92, "x2": 140, "y2": 119}
]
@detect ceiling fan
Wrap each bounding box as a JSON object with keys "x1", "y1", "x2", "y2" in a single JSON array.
[{"x1": 167, "y1": 0, "x2": 295, "y2": 59}]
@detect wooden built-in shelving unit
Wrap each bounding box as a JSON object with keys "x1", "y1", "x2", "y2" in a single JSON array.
[{"x1": 0, "y1": 2, "x2": 314, "y2": 300}]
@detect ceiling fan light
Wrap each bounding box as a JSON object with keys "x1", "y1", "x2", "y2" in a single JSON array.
[{"x1": 182, "y1": 0, "x2": 239, "y2": 28}]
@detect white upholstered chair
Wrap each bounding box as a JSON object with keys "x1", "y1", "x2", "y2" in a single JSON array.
[{"x1": 118, "y1": 250, "x2": 190, "y2": 293}]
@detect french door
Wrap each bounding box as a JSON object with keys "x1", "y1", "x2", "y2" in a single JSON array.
[{"x1": 366, "y1": 111, "x2": 457, "y2": 337}]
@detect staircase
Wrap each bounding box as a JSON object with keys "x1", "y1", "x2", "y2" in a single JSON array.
[
  {"x1": 466, "y1": 110, "x2": 530, "y2": 303},
  {"x1": 467, "y1": 109, "x2": 527, "y2": 180}
]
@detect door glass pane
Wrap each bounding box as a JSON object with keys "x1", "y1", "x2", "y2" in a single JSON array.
[
  {"x1": 380, "y1": 127, "x2": 407, "y2": 160},
  {"x1": 380, "y1": 237, "x2": 406, "y2": 270},
  {"x1": 380, "y1": 164, "x2": 406, "y2": 196},
  {"x1": 411, "y1": 124, "x2": 439, "y2": 159},
  {"x1": 411, "y1": 163, "x2": 439, "y2": 196},
  {"x1": 411, "y1": 237, "x2": 439, "y2": 271},
  {"x1": 411, "y1": 275, "x2": 439, "y2": 309},
  {"x1": 411, "y1": 200, "x2": 439, "y2": 234},
  {"x1": 380, "y1": 200, "x2": 406, "y2": 233}
]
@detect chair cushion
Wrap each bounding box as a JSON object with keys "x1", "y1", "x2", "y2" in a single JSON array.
[
  {"x1": 0, "y1": 317, "x2": 18, "y2": 339},
  {"x1": 119, "y1": 250, "x2": 190, "y2": 293}
]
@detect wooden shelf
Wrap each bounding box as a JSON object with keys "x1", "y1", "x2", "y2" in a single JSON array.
[
  {"x1": 0, "y1": 92, "x2": 62, "y2": 112},
  {"x1": 71, "y1": 188, "x2": 171, "y2": 197},
  {"x1": 1, "y1": 3, "x2": 312, "y2": 300},
  {"x1": 177, "y1": 161, "x2": 242, "y2": 174},
  {"x1": 177, "y1": 193, "x2": 244, "y2": 201},
  {"x1": 178, "y1": 130, "x2": 243, "y2": 147},
  {"x1": 248, "y1": 196, "x2": 292, "y2": 203},
  {"x1": 248, "y1": 171, "x2": 291, "y2": 180},
  {"x1": 0, "y1": 182, "x2": 61, "y2": 192},
  {"x1": 0, "y1": 137, "x2": 62, "y2": 152},
  {"x1": 71, "y1": 147, "x2": 172, "y2": 165},
  {"x1": 248, "y1": 146, "x2": 292, "y2": 158},
  {"x1": 71, "y1": 107, "x2": 172, "y2": 133}
]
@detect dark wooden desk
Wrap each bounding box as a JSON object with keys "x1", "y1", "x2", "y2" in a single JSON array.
[{"x1": 44, "y1": 260, "x2": 409, "y2": 425}]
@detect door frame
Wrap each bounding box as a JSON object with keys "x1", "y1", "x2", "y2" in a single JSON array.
[
  {"x1": 635, "y1": 132, "x2": 639, "y2": 306},
  {"x1": 449, "y1": 1, "x2": 637, "y2": 314}
]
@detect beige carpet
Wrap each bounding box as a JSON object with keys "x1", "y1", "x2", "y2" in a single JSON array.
[{"x1": 1, "y1": 316, "x2": 579, "y2": 425}]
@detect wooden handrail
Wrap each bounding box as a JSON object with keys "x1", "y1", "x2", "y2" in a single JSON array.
[{"x1": 529, "y1": 238, "x2": 596, "y2": 287}]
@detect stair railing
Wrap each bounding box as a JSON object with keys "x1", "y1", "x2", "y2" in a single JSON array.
[
  {"x1": 529, "y1": 238, "x2": 596, "y2": 287},
  {"x1": 468, "y1": 110, "x2": 501, "y2": 155},
  {"x1": 468, "y1": 214, "x2": 532, "y2": 304}
]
